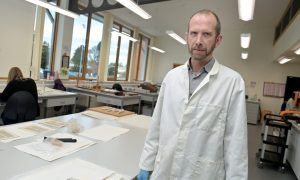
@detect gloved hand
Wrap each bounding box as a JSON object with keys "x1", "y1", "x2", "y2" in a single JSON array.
[{"x1": 137, "y1": 169, "x2": 150, "y2": 180}]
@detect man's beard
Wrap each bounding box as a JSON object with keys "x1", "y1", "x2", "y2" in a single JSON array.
[{"x1": 191, "y1": 46, "x2": 215, "y2": 61}]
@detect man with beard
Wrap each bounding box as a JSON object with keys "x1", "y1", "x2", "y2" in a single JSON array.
[{"x1": 137, "y1": 9, "x2": 248, "y2": 180}]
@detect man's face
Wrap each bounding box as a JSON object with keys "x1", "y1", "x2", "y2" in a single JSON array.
[{"x1": 186, "y1": 13, "x2": 222, "y2": 62}]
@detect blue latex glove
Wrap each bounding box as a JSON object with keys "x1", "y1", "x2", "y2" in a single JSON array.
[{"x1": 137, "y1": 169, "x2": 150, "y2": 180}]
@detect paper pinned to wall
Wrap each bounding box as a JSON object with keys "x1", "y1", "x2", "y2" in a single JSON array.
[{"x1": 263, "y1": 82, "x2": 285, "y2": 98}]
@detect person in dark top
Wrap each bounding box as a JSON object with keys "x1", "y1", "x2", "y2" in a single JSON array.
[
  {"x1": 0, "y1": 67, "x2": 40, "y2": 116},
  {"x1": 53, "y1": 78, "x2": 66, "y2": 111},
  {"x1": 112, "y1": 83, "x2": 125, "y2": 96}
]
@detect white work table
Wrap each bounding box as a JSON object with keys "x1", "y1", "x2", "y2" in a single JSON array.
[
  {"x1": 0, "y1": 87, "x2": 78, "y2": 118},
  {"x1": 0, "y1": 112, "x2": 150, "y2": 179},
  {"x1": 123, "y1": 87, "x2": 159, "y2": 115},
  {"x1": 68, "y1": 87, "x2": 141, "y2": 114},
  {"x1": 38, "y1": 87, "x2": 77, "y2": 117},
  {"x1": 136, "y1": 92, "x2": 158, "y2": 115}
]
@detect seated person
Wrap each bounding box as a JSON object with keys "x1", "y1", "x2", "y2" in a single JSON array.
[
  {"x1": 112, "y1": 83, "x2": 124, "y2": 96},
  {"x1": 0, "y1": 67, "x2": 40, "y2": 124},
  {"x1": 286, "y1": 94, "x2": 295, "y2": 110},
  {"x1": 53, "y1": 78, "x2": 66, "y2": 111}
]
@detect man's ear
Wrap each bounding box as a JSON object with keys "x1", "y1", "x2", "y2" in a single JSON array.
[{"x1": 215, "y1": 34, "x2": 222, "y2": 47}]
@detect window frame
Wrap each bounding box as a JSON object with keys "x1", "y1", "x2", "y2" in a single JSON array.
[
  {"x1": 69, "y1": 12, "x2": 104, "y2": 80},
  {"x1": 40, "y1": 0, "x2": 60, "y2": 78},
  {"x1": 135, "y1": 33, "x2": 150, "y2": 81},
  {"x1": 107, "y1": 22, "x2": 134, "y2": 81}
]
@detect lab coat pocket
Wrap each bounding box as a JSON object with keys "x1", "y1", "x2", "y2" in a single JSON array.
[
  {"x1": 190, "y1": 157, "x2": 225, "y2": 180},
  {"x1": 193, "y1": 103, "x2": 225, "y2": 130}
]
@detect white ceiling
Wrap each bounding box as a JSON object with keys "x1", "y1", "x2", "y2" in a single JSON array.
[
  {"x1": 107, "y1": 0, "x2": 289, "y2": 37},
  {"x1": 104, "y1": 0, "x2": 300, "y2": 63}
]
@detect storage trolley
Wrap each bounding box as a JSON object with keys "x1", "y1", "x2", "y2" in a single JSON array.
[{"x1": 258, "y1": 114, "x2": 292, "y2": 172}]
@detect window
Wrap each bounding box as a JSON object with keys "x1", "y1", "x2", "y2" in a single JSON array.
[
  {"x1": 69, "y1": 14, "x2": 88, "y2": 78},
  {"x1": 107, "y1": 23, "x2": 134, "y2": 81},
  {"x1": 40, "y1": 0, "x2": 58, "y2": 79},
  {"x1": 135, "y1": 34, "x2": 150, "y2": 81},
  {"x1": 86, "y1": 14, "x2": 103, "y2": 79},
  {"x1": 69, "y1": 13, "x2": 104, "y2": 79}
]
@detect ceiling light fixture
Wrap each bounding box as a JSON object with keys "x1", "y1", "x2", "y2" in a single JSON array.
[
  {"x1": 166, "y1": 30, "x2": 187, "y2": 45},
  {"x1": 111, "y1": 31, "x2": 138, "y2": 42},
  {"x1": 115, "y1": 0, "x2": 152, "y2": 19},
  {"x1": 241, "y1": 52, "x2": 248, "y2": 59},
  {"x1": 149, "y1": 46, "x2": 165, "y2": 53},
  {"x1": 278, "y1": 57, "x2": 293, "y2": 64},
  {"x1": 294, "y1": 47, "x2": 300, "y2": 55},
  {"x1": 25, "y1": 0, "x2": 79, "y2": 19},
  {"x1": 241, "y1": 33, "x2": 251, "y2": 48},
  {"x1": 238, "y1": 0, "x2": 256, "y2": 21}
]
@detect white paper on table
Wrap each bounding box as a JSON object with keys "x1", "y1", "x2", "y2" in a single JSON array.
[
  {"x1": 79, "y1": 124, "x2": 129, "y2": 142},
  {"x1": 14, "y1": 133, "x2": 95, "y2": 161},
  {"x1": 117, "y1": 114, "x2": 151, "y2": 129},
  {"x1": 0, "y1": 122, "x2": 50, "y2": 143},
  {"x1": 81, "y1": 110, "x2": 117, "y2": 120},
  {"x1": 8, "y1": 158, "x2": 129, "y2": 180},
  {"x1": 38, "y1": 118, "x2": 66, "y2": 129},
  {"x1": 19, "y1": 122, "x2": 53, "y2": 134}
]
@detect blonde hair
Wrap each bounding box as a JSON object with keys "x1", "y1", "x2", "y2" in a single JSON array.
[{"x1": 7, "y1": 67, "x2": 23, "y2": 83}]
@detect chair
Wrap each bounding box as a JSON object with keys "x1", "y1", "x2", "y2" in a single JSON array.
[{"x1": 1, "y1": 91, "x2": 38, "y2": 125}]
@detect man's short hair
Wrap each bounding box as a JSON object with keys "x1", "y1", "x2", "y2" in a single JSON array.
[{"x1": 187, "y1": 9, "x2": 221, "y2": 35}]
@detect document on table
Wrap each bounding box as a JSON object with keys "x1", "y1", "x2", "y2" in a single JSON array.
[
  {"x1": 9, "y1": 158, "x2": 129, "y2": 180},
  {"x1": 117, "y1": 114, "x2": 151, "y2": 129},
  {"x1": 14, "y1": 133, "x2": 95, "y2": 161},
  {"x1": 81, "y1": 110, "x2": 117, "y2": 120},
  {"x1": 0, "y1": 122, "x2": 53, "y2": 143},
  {"x1": 38, "y1": 118, "x2": 66, "y2": 129},
  {"x1": 79, "y1": 124, "x2": 129, "y2": 142}
]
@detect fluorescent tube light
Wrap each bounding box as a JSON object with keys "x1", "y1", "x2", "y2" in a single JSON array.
[
  {"x1": 294, "y1": 47, "x2": 300, "y2": 55},
  {"x1": 241, "y1": 52, "x2": 248, "y2": 59},
  {"x1": 238, "y1": 0, "x2": 256, "y2": 21},
  {"x1": 115, "y1": 0, "x2": 151, "y2": 19},
  {"x1": 25, "y1": 0, "x2": 79, "y2": 19},
  {"x1": 241, "y1": 33, "x2": 251, "y2": 48},
  {"x1": 278, "y1": 57, "x2": 293, "y2": 64},
  {"x1": 150, "y1": 46, "x2": 165, "y2": 53},
  {"x1": 166, "y1": 30, "x2": 187, "y2": 45},
  {"x1": 111, "y1": 31, "x2": 138, "y2": 42}
]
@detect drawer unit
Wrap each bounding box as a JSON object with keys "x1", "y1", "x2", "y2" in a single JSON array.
[
  {"x1": 45, "y1": 97, "x2": 76, "y2": 107},
  {"x1": 96, "y1": 96, "x2": 122, "y2": 106}
]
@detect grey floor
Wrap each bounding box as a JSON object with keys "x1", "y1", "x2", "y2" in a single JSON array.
[{"x1": 248, "y1": 124, "x2": 297, "y2": 180}]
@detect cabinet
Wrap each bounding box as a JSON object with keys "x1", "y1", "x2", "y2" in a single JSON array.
[
  {"x1": 287, "y1": 124, "x2": 300, "y2": 179},
  {"x1": 246, "y1": 100, "x2": 260, "y2": 124}
]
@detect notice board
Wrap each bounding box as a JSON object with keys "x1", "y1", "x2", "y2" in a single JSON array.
[{"x1": 263, "y1": 82, "x2": 285, "y2": 98}]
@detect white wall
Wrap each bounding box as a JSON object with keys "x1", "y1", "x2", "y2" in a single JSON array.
[
  {"x1": 151, "y1": 21, "x2": 300, "y2": 114},
  {"x1": 0, "y1": 0, "x2": 36, "y2": 77}
]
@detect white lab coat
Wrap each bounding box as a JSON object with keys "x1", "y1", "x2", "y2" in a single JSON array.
[{"x1": 139, "y1": 59, "x2": 248, "y2": 180}]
